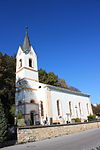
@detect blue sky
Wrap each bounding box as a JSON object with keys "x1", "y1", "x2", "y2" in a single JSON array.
[{"x1": 0, "y1": 0, "x2": 100, "y2": 104}]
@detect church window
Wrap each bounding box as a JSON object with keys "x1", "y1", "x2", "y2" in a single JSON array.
[
  {"x1": 18, "y1": 100, "x2": 22, "y2": 105},
  {"x1": 29, "y1": 58, "x2": 32, "y2": 67},
  {"x1": 69, "y1": 101, "x2": 72, "y2": 116},
  {"x1": 86, "y1": 103, "x2": 89, "y2": 114},
  {"x1": 57, "y1": 100, "x2": 60, "y2": 116},
  {"x1": 40, "y1": 101, "x2": 44, "y2": 116},
  {"x1": 79, "y1": 102, "x2": 81, "y2": 115},
  {"x1": 19, "y1": 59, "x2": 22, "y2": 68},
  {"x1": 30, "y1": 100, "x2": 35, "y2": 104}
]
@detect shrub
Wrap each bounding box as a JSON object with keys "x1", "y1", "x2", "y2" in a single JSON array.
[
  {"x1": 0, "y1": 99, "x2": 8, "y2": 143},
  {"x1": 17, "y1": 119, "x2": 26, "y2": 126},
  {"x1": 84, "y1": 120, "x2": 88, "y2": 123},
  {"x1": 88, "y1": 114, "x2": 96, "y2": 121},
  {"x1": 16, "y1": 110, "x2": 23, "y2": 120},
  {"x1": 72, "y1": 118, "x2": 81, "y2": 123}
]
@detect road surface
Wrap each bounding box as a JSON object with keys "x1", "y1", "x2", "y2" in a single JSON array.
[{"x1": 1, "y1": 128, "x2": 100, "y2": 150}]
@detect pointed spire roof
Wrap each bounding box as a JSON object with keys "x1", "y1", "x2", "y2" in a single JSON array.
[{"x1": 21, "y1": 26, "x2": 31, "y2": 52}]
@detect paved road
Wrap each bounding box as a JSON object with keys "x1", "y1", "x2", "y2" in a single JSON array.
[{"x1": 1, "y1": 128, "x2": 100, "y2": 150}]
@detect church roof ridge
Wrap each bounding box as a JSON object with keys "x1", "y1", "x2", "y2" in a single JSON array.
[{"x1": 44, "y1": 84, "x2": 90, "y2": 97}]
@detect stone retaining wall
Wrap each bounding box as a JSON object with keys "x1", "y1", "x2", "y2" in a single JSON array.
[{"x1": 17, "y1": 122, "x2": 100, "y2": 143}]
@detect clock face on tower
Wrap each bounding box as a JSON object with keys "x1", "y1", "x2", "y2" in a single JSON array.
[
  {"x1": 18, "y1": 79, "x2": 28, "y2": 88},
  {"x1": 24, "y1": 49, "x2": 31, "y2": 54}
]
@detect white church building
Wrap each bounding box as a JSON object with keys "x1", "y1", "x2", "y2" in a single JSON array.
[{"x1": 15, "y1": 28, "x2": 93, "y2": 125}]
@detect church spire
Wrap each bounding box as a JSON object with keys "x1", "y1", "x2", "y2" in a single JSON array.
[{"x1": 21, "y1": 25, "x2": 31, "y2": 53}]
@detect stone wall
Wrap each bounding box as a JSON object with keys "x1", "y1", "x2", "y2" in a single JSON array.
[{"x1": 17, "y1": 122, "x2": 100, "y2": 143}]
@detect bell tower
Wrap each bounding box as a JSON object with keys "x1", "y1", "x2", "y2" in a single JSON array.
[
  {"x1": 16, "y1": 26, "x2": 38, "y2": 82},
  {"x1": 15, "y1": 27, "x2": 40, "y2": 124}
]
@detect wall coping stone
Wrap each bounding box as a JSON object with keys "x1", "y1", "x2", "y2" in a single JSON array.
[{"x1": 18, "y1": 121, "x2": 100, "y2": 130}]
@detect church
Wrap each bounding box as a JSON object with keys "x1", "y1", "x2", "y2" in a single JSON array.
[{"x1": 15, "y1": 27, "x2": 93, "y2": 125}]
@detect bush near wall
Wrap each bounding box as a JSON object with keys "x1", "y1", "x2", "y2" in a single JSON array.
[
  {"x1": 0, "y1": 99, "x2": 8, "y2": 143},
  {"x1": 71, "y1": 118, "x2": 81, "y2": 123},
  {"x1": 88, "y1": 114, "x2": 96, "y2": 121}
]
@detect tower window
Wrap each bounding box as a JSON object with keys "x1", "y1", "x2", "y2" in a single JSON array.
[
  {"x1": 19, "y1": 59, "x2": 22, "y2": 68},
  {"x1": 29, "y1": 59, "x2": 32, "y2": 67},
  {"x1": 30, "y1": 100, "x2": 35, "y2": 104}
]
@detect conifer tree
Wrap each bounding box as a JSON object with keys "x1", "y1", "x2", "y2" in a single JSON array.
[{"x1": 0, "y1": 98, "x2": 8, "y2": 143}]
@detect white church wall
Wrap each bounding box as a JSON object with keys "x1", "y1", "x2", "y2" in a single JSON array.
[
  {"x1": 36, "y1": 83, "x2": 49, "y2": 120},
  {"x1": 24, "y1": 69, "x2": 38, "y2": 81},
  {"x1": 50, "y1": 88, "x2": 92, "y2": 123}
]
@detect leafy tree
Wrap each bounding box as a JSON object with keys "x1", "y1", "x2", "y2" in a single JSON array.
[
  {"x1": 38, "y1": 68, "x2": 47, "y2": 84},
  {"x1": 0, "y1": 52, "x2": 16, "y2": 125},
  {"x1": 46, "y1": 72, "x2": 58, "y2": 85},
  {"x1": 0, "y1": 99, "x2": 8, "y2": 143},
  {"x1": 58, "y1": 78, "x2": 67, "y2": 88},
  {"x1": 92, "y1": 104, "x2": 100, "y2": 116},
  {"x1": 10, "y1": 105, "x2": 15, "y2": 117},
  {"x1": 39, "y1": 69, "x2": 60, "y2": 86},
  {"x1": 16, "y1": 110, "x2": 23, "y2": 120},
  {"x1": 38, "y1": 68, "x2": 80, "y2": 92}
]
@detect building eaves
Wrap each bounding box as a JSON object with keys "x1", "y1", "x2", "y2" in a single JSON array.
[{"x1": 44, "y1": 84, "x2": 90, "y2": 97}]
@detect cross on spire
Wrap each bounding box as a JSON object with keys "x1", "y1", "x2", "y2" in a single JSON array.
[
  {"x1": 21, "y1": 25, "x2": 31, "y2": 52},
  {"x1": 26, "y1": 25, "x2": 28, "y2": 33}
]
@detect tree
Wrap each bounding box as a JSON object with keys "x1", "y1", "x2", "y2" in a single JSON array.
[
  {"x1": 92, "y1": 104, "x2": 100, "y2": 116},
  {"x1": 0, "y1": 52, "x2": 16, "y2": 125},
  {"x1": 58, "y1": 78, "x2": 67, "y2": 88},
  {"x1": 16, "y1": 110, "x2": 23, "y2": 120},
  {"x1": 46, "y1": 72, "x2": 58, "y2": 85},
  {"x1": 10, "y1": 105, "x2": 15, "y2": 117},
  {"x1": 39, "y1": 69, "x2": 60, "y2": 86},
  {"x1": 0, "y1": 99, "x2": 8, "y2": 143},
  {"x1": 38, "y1": 68, "x2": 47, "y2": 84},
  {"x1": 38, "y1": 68, "x2": 80, "y2": 92}
]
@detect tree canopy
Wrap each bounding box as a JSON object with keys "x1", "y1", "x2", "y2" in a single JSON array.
[
  {"x1": 0, "y1": 98, "x2": 8, "y2": 143},
  {"x1": 0, "y1": 52, "x2": 16, "y2": 125},
  {"x1": 92, "y1": 104, "x2": 100, "y2": 116},
  {"x1": 38, "y1": 68, "x2": 80, "y2": 92}
]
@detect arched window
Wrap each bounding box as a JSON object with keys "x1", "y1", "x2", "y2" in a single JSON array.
[
  {"x1": 69, "y1": 101, "x2": 72, "y2": 116},
  {"x1": 19, "y1": 59, "x2": 22, "y2": 68},
  {"x1": 29, "y1": 58, "x2": 32, "y2": 67},
  {"x1": 57, "y1": 100, "x2": 60, "y2": 116},
  {"x1": 86, "y1": 103, "x2": 89, "y2": 114},
  {"x1": 30, "y1": 100, "x2": 35, "y2": 104},
  {"x1": 79, "y1": 102, "x2": 81, "y2": 115},
  {"x1": 40, "y1": 101, "x2": 44, "y2": 116},
  {"x1": 18, "y1": 100, "x2": 22, "y2": 105}
]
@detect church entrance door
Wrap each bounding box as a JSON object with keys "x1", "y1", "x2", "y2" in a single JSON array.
[{"x1": 30, "y1": 111, "x2": 37, "y2": 125}]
